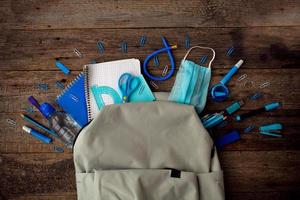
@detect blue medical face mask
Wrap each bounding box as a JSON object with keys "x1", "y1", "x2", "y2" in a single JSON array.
[{"x1": 169, "y1": 46, "x2": 215, "y2": 114}]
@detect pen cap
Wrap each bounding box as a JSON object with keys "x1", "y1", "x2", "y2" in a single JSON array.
[
  {"x1": 28, "y1": 96, "x2": 41, "y2": 112},
  {"x1": 40, "y1": 103, "x2": 56, "y2": 119},
  {"x1": 265, "y1": 102, "x2": 280, "y2": 111}
]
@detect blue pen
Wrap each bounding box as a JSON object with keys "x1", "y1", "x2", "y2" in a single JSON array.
[
  {"x1": 22, "y1": 126, "x2": 52, "y2": 144},
  {"x1": 20, "y1": 114, "x2": 57, "y2": 137}
]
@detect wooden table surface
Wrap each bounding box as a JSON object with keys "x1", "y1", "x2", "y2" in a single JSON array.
[{"x1": 1, "y1": 0, "x2": 300, "y2": 199}]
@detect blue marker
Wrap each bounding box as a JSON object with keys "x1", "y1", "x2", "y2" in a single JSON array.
[
  {"x1": 236, "y1": 102, "x2": 281, "y2": 121},
  {"x1": 22, "y1": 126, "x2": 52, "y2": 144}
]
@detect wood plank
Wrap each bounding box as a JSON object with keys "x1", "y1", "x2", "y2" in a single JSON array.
[
  {"x1": 0, "y1": 152, "x2": 299, "y2": 199},
  {"x1": 1, "y1": 27, "x2": 299, "y2": 71},
  {"x1": 1, "y1": 0, "x2": 299, "y2": 29}
]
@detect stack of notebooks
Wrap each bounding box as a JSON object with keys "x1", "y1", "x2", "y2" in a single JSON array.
[{"x1": 56, "y1": 59, "x2": 155, "y2": 127}]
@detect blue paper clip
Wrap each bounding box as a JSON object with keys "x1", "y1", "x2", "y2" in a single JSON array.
[
  {"x1": 53, "y1": 146, "x2": 64, "y2": 153},
  {"x1": 185, "y1": 34, "x2": 191, "y2": 49},
  {"x1": 55, "y1": 81, "x2": 65, "y2": 89},
  {"x1": 199, "y1": 55, "x2": 208, "y2": 65},
  {"x1": 140, "y1": 35, "x2": 146, "y2": 46},
  {"x1": 121, "y1": 41, "x2": 128, "y2": 53},
  {"x1": 249, "y1": 92, "x2": 263, "y2": 101},
  {"x1": 37, "y1": 83, "x2": 48, "y2": 91},
  {"x1": 97, "y1": 41, "x2": 105, "y2": 54},
  {"x1": 227, "y1": 47, "x2": 235, "y2": 56},
  {"x1": 153, "y1": 56, "x2": 159, "y2": 67},
  {"x1": 244, "y1": 125, "x2": 255, "y2": 133},
  {"x1": 25, "y1": 107, "x2": 35, "y2": 114},
  {"x1": 55, "y1": 60, "x2": 70, "y2": 75}
]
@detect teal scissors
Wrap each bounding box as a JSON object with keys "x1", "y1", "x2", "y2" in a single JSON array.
[{"x1": 118, "y1": 73, "x2": 141, "y2": 103}]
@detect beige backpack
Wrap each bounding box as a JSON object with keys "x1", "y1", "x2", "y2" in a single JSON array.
[{"x1": 73, "y1": 99, "x2": 225, "y2": 200}]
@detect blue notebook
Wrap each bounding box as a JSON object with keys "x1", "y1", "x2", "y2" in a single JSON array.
[{"x1": 56, "y1": 72, "x2": 88, "y2": 127}]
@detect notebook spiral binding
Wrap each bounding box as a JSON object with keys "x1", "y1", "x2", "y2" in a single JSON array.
[
  {"x1": 56, "y1": 72, "x2": 85, "y2": 104},
  {"x1": 83, "y1": 66, "x2": 92, "y2": 121}
]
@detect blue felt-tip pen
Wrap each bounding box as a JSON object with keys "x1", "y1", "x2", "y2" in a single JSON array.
[
  {"x1": 22, "y1": 126, "x2": 52, "y2": 144},
  {"x1": 236, "y1": 102, "x2": 281, "y2": 121}
]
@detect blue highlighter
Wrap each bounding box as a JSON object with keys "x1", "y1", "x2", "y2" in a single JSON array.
[{"x1": 211, "y1": 60, "x2": 244, "y2": 101}]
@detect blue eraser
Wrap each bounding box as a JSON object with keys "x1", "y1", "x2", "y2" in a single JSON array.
[
  {"x1": 215, "y1": 130, "x2": 240, "y2": 148},
  {"x1": 55, "y1": 60, "x2": 70, "y2": 75},
  {"x1": 236, "y1": 115, "x2": 241, "y2": 121}
]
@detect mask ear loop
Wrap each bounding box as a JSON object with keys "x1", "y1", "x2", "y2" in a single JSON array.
[{"x1": 182, "y1": 46, "x2": 216, "y2": 68}]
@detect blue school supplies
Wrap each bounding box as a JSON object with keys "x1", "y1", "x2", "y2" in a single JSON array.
[
  {"x1": 215, "y1": 130, "x2": 240, "y2": 148},
  {"x1": 244, "y1": 125, "x2": 255, "y2": 133},
  {"x1": 97, "y1": 41, "x2": 105, "y2": 54},
  {"x1": 260, "y1": 132, "x2": 282, "y2": 137},
  {"x1": 55, "y1": 60, "x2": 70, "y2": 75},
  {"x1": 236, "y1": 102, "x2": 280, "y2": 121},
  {"x1": 260, "y1": 123, "x2": 282, "y2": 132},
  {"x1": 56, "y1": 72, "x2": 88, "y2": 127},
  {"x1": 55, "y1": 81, "x2": 65, "y2": 89},
  {"x1": 259, "y1": 123, "x2": 283, "y2": 137},
  {"x1": 227, "y1": 47, "x2": 235, "y2": 56},
  {"x1": 199, "y1": 55, "x2": 208, "y2": 64},
  {"x1": 225, "y1": 101, "x2": 244, "y2": 115},
  {"x1": 91, "y1": 85, "x2": 122, "y2": 110},
  {"x1": 202, "y1": 113, "x2": 227, "y2": 129},
  {"x1": 118, "y1": 73, "x2": 141, "y2": 103},
  {"x1": 20, "y1": 114, "x2": 57, "y2": 137},
  {"x1": 140, "y1": 35, "x2": 146, "y2": 46},
  {"x1": 211, "y1": 60, "x2": 244, "y2": 101},
  {"x1": 22, "y1": 126, "x2": 52, "y2": 144},
  {"x1": 143, "y1": 37, "x2": 177, "y2": 81},
  {"x1": 37, "y1": 83, "x2": 48, "y2": 91},
  {"x1": 121, "y1": 41, "x2": 128, "y2": 53},
  {"x1": 249, "y1": 92, "x2": 263, "y2": 100},
  {"x1": 185, "y1": 34, "x2": 190, "y2": 49},
  {"x1": 53, "y1": 146, "x2": 64, "y2": 153},
  {"x1": 91, "y1": 75, "x2": 155, "y2": 110}
]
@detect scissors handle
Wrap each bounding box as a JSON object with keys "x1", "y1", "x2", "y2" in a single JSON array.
[{"x1": 118, "y1": 73, "x2": 140, "y2": 102}]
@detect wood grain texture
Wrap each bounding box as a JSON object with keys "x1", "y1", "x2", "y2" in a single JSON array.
[
  {"x1": 0, "y1": 27, "x2": 299, "y2": 71},
  {"x1": 1, "y1": 0, "x2": 300, "y2": 29},
  {"x1": 1, "y1": 0, "x2": 300, "y2": 199}
]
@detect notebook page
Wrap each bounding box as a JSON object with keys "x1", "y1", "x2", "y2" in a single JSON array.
[{"x1": 85, "y1": 58, "x2": 141, "y2": 120}]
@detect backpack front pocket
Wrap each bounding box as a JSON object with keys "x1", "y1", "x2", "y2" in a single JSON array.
[{"x1": 93, "y1": 169, "x2": 200, "y2": 200}]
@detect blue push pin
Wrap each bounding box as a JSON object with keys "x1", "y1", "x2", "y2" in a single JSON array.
[{"x1": 211, "y1": 60, "x2": 244, "y2": 102}]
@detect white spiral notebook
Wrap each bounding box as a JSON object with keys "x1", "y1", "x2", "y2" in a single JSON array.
[{"x1": 84, "y1": 58, "x2": 141, "y2": 121}]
